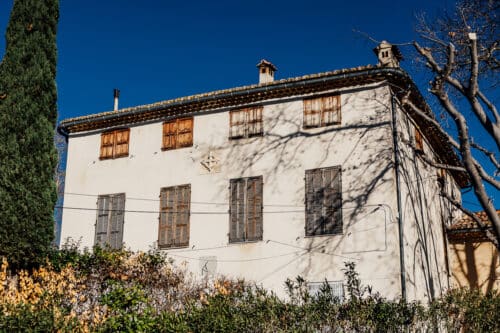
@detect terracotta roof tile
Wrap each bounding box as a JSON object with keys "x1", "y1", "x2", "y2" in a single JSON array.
[{"x1": 449, "y1": 210, "x2": 499, "y2": 230}]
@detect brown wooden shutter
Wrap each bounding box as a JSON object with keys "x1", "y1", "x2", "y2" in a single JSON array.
[
  {"x1": 322, "y1": 95, "x2": 341, "y2": 125},
  {"x1": 415, "y1": 128, "x2": 424, "y2": 153},
  {"x1": 230, "y1": 109, "x2": 247, "y2": 139},
  {"x1": 114, "y1": 129, "x2": 130, "y2": 157},
  {"x1": 95, "y1": 196, "x2": 110, "y2": 246},
  {"x1": 100, "y1": 132, "x2": 115, "y2": 159},
  {"x1": 246, "y1": 177, "x2": 263, "y2": 241},
  {"x1": 177, "y1": 118, "x2": 194, "y2": 148},
  {"x1": 247, "y1": 107, "x2": 263, "y2": 137},
  {"x1": 303, "y1": 98, "x2": 321, "y2": 128},
  {"x1": 109, "y1": 194, "x2": 125, "y2": 249},
  {"x1": 162, "y1": 121, "x2": 177, "y2": 150},
  {"x1": 229, "y1": 179, "x2": 245, "y2": 242},
  {"x1": 305, "y1": 169, "x2": 323, "y2": 236}
]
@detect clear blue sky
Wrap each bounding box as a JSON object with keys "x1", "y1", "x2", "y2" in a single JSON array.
[{"x1": 0, "y1": 0, "x2": 496, "y2": 211}]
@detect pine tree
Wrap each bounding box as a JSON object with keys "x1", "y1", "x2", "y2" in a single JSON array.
[{"x1": 0, "y1": 0, "x2": 59, "y2": 269}]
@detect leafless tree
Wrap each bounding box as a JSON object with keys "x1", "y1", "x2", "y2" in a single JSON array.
[{"x1": 402, "y1": 0, "x2": 499, "y2": 248}]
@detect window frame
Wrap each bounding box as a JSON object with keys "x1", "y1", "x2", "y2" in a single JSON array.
[
  {"x1": 229, "y1": 106, "x2": 264, "y2": 139},
  {"x1": 158, "y1": 184, "x2": 191, "y2": 249},
  {"x1": 303, "y1": 94, "x2": 341, "y2": 129},
  {"x1": 229, "y1": 176, "x2": 263, "y2": 243},
  {"x1": 99, "y1": 128, "x2": 130, "y2": 160},
  {"x1": 94, "y1": 193, "x2": 125, "y2": 249},
  {"x1": 305, "y1": 166, "x2": 343, "y2": 237},
  {"x1": 162, "y1": 117, "x2": 194, "y2": 151}
]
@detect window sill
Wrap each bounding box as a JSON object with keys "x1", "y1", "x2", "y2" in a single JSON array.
[
  {"x1": 99, "y1": 154, "x2": 129, "y2": 160},
  {"x1": 304, "y1": 232, "x2": 343, "y2": 238},
  {"x1": 228, "y1": 239, "x2": 263, "y2": 245},
  {"x1": 161, "y1": 144, "x2": 193, "y2": 152},
  {"x1": 158, "y1": 244, "x2": 189, "y2": 250},
  {"x1": 302, "y1": 122, "x2": 341, "y2": 130}
]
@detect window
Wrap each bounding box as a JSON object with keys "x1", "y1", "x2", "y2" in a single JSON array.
[
  {"x1": 100, "y1": 128, "x2": 130, "y2": 159},
  {"x1": 158, "y1": 185, "x2": 191, "y2": 248},
  {"x1": 229, "y1": 106, "x2": 263, "y2": 139},
  {"x1": 95, "y1": 193, "x2": 125, "y2": 249},
  {"x1": 162, "y1": 117, "x2": 194, "y2": 150},
  {"x1": 415, "y1": 127, "x2": 424, "y2": 153},
  {"x1": 308, "y1": 281, "x2": 344, "y2": 301},
  {"x1": 229, "y1": 176, "x2": 263, "y2": 242},
  {"x1": 303, "y1": 94, "x2": 341, "y2": 128},
  {"x1": 305, "y1": 166, "x2": 342, "y2": 236}
]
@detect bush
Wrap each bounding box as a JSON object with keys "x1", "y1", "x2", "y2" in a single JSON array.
[{"x1": 0, "y1": 247, "x2": 498, "y2": 332}]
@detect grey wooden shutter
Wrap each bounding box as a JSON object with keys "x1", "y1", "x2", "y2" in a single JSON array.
[
  {"x1": 158, "y1": 190, "x2": 168, "y2": 247},
  {"x1": 95, "y1": 196, "x2": 110, "y2": 247},
  {"x1": 109, "y1": 194, "x2": 125, "y2": 249},
  {"x1": 305, "y1": 169, "x2": 325, "y2": 236},
  {"x1": 175, "y1": 185, "x2": 191, "y2": 246},
  {"x1": 230, "y1": 179, "x2": 245, "y2": 242},
  {"x1": 324, "y1": 167, "x2": 342, "y2": 234},
  {"x1": 246, "y1": 177, "x2": 263, "y2": 241},
  {"x1": 166, "y1": 188, "x2": 175, "y2": 247}
]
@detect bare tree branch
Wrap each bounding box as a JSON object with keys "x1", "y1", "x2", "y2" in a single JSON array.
[{"x1": 441, "y1": 189, "x2": 499, "y2": 248}]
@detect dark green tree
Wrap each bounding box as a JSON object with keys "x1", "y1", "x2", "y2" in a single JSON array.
[{"x1": 0, "y1": 0, "x2": 59, "y2": 269}]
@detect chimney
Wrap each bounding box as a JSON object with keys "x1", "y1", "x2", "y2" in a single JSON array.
[
  {"x1": 257, "y1": 59, "x2": 277, "y2": 84},
  {"x1": 373, "y1": 41, "x2": 403, "y2": 68},
  {"x1": 113, "y1": 89, "x2": 120, "y2": 111}
]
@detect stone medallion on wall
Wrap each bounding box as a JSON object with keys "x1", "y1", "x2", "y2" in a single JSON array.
[{"x1": 200, "y1": 150, "x2": 221, "y2": 174}]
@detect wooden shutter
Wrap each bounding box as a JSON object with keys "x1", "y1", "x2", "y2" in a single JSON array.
[
  {"x1": 114, "y1": 129, "x2": 130, "y2": 157},
  {"x1": 247, "y1": 107, "x2": 263, "y2": 137},
  {"x1": 100, "y1": 129, "x2": 129, "y2": 159},
  {"x1": 95, "y1": 196, "x2": 110, "y2": 246},
  {"x1": 162, "y1": 121, "x2": 177, "y2": 150},
  {"x1": 175, "y1": 185, "x2": 191, "y2": 246},
  {"x1": 109, "y1": 194, "x2": 125, "y2": 249},
  {"x1": 158, "y1": 185, "x2": 190, "y2": 248},
  {"x1": 229, "y1": 179, "x2": 246, "y2": 242},
  {"x1": 159, "y1": 187, "x2": 175, "y2": 247},
  {"x1": 323, "y1": 167, "x2": 342, "y2": 234},
  {"x1": 100, "y1": 132, "x2": 115, "y2": 159},
  {"x1": 229, "y1": 109, "x2": 247, "y2": 139},
  {"x1": 322, "y1": 95, "x2": 341, "y2": 125},
  {"x1": 415, "y1": 128, "x2": 424, "y2": 153},
  {"x1": 305, "y1": 169, "x2": 323, "y2": 236},
  {"x1": 304, "y1": 95, "x2": 341, "y2": 128},
  {"x1": 177, "y1": 118, "x2": 194, "y2": 148},
  {"x1": 303, "y1": 98, "x2": 321, "y2": 128},
  {"x1": 246, "y1": 177, "x2": 263, "y2": 241}
]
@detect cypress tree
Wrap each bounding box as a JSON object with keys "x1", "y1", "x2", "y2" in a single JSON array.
[{"x1": 0, "y1": 0, "x2": 59, "y2": 269}]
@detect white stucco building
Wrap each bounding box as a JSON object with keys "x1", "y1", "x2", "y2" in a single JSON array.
[{"x1": 58, "y1": 42, "x2": 467, "y2": 301}]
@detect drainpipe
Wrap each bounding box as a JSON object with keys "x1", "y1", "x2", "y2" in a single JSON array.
[{"x1": 391, "y1": 92, "x2": 407, "y2": 301}]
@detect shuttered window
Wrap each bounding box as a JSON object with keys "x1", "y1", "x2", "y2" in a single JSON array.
[
  {"x1": 162, "y1": 117, "x2": 194, "y2": 150},
  {"x1": 99, "y1": 128, "x2": 130, "y2": 159},
  {"x1": 415, "y1": 128, "x2": 424, "y2": 153},
  {"x1": 158, "y1": 185, "x2": 191, "y2": 248},
  {"x1": 305, "y1": 166, "x2": 342, "y2": 236},
  {"x1": 95, "y1": 193, "x2": 125, "y2": 249},
  {"x1": 303, "y1": 95, "x2": 341, "y2": 128},
  {"x1": 229, "y1": 106, "x2": 263, "y2": 139},
  {"x1": 229, "y1": 176, "x2": 263, "y2": 242}
]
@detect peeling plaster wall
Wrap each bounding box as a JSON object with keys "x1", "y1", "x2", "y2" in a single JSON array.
[{"x1": 62, "y1": 82, "x2": 409, "y2": 298}]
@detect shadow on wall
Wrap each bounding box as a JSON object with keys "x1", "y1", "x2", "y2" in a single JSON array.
[
  {"x1": 194, "y1": 84, "x2": 400, "y2": 284},
  {"x1": 449, "y1": 240, "x2": 499, "y2": 293}
]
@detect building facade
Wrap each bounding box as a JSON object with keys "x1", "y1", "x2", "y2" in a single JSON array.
[{"x1": 58, "y1": 42, "x2": 466, "y2": 301}]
